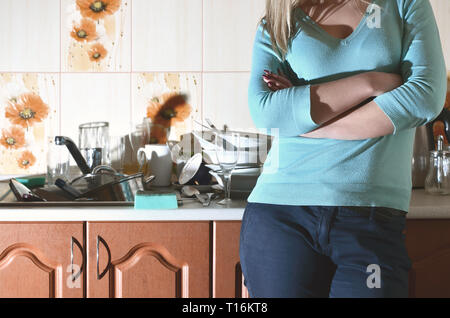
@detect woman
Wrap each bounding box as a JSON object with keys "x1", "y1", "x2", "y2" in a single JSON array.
[{"x1": 240, "y1": 0, "x2": 447, "y2": 298}]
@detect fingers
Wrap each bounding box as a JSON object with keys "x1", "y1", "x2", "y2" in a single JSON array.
[
  {"x1": 263, "y1": 70, "x2": 293, "y2": 89},
  {"x1": 263, "y1": 76, "x2": 289, "y2": 91}
]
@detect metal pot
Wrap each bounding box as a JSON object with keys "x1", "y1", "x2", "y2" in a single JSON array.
[
  {"x1": 79, "y1": 173, "x2": 155, "y2": 202},
  {"x1": 54, "y1": 136, "x2": 156, "y2": 201},
  {"x1": 70, "y1": 165, "x2": 124, "y2": 191}
]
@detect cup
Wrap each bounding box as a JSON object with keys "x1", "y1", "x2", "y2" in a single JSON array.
[
  {"x1": 47, "y1": 138, "x2": 70, "y2": 185},
  {"x1": 137, "y1": 144, "x2": 173, "y2": 187}
]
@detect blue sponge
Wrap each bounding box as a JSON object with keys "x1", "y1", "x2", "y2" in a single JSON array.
[{"x1": 134, "y1": 190, "x2": 178, "y2": 210}]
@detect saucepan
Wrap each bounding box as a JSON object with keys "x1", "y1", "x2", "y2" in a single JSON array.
[
  {"x1": 56, "y1": 171, "x2": 156, "y2": 202},
  {"x1": 77, "y1": 173, "x2": 155, "y2": 202},
  {"x1": 54, "y1": 136, "x2": 156, "y2": 201}
]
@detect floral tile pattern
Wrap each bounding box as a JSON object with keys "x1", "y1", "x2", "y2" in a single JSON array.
[
  {"x1": 132, "y1": 73, "x2": 202, "y2": 141},
  {"x1": 0, "y1": 74, "x2": 59, "y2": 175},
  {"x1": 62, "y1": 0, "x2": 131, "y2": 72}
]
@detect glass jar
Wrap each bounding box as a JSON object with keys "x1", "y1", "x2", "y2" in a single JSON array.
[{"x1": 425, "y1": 136, "x2": 450, "y2": 195}]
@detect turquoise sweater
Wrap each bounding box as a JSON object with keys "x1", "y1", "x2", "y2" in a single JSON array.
[{"x1": 247, "y1": 0, "x2": 447, "y2": 212}]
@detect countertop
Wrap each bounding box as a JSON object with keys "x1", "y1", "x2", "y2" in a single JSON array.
[{"x1": 0, "y1": 186, "x2": 449, "y2": 221}]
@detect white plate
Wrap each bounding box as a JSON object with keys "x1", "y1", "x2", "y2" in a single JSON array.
[
  {"x1": 205, "y1": 165, "x2": 261, "y2": 176},
  {"x1": 178, "y1": 153, "x2": 203, "y2": 185}
]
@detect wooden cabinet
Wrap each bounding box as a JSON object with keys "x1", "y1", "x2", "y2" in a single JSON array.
[
  {"x1": 214, "y1": 222, "x2": 248, "y2": 298},
  {"x1": 87, "y1": 222, "x2": 210, "y2": 298},
  {"x1": 2, "y1": 219, "x2": 448, "y2": 298},
  {"x1": 0, "y1": 222, "x2": 84, "y2": 298},
  {"x1": 406, "y1": 219, "x2": 450, "y2": 298}
]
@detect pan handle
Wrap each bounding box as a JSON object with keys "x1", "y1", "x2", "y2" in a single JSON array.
[{"x1": 92, "y1": 165, "x2": 118, "y2": 175}]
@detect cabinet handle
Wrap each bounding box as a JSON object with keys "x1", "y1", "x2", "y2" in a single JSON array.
[
  {"x1": 70, "y1": 236, "x2": 83, "y2": 282},
  {"x1": 96, "y1": 235, "x2": 111, "y2": 280}
]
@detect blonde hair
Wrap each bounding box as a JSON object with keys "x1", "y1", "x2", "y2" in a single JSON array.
[{"x1": 263, "y1": 0, "x2": 374, "y2": 59}]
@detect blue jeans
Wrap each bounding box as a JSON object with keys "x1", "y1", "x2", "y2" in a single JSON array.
[{"x1": 239, "y1": 203, "x2": 412, "y2": 298}]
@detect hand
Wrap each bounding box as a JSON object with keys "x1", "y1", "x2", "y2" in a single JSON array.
[
  {"x1": 262, "y1": 69, "x2": 293, "y2": 92},
  {"x1": 369, "y1": 71, "x2": 403, "y2": 96}
]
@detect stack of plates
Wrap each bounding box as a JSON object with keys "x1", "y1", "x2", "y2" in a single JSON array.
[
  {"x1": 206, "y1": 164, "x2": 262, "y2": 195},
  {"x1": 190, "y1": 130, "x2": 273, "y2": 166}
]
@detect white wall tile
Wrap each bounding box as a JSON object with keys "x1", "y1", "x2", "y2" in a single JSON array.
[
  {"x1": 202, "y1": 73, "x2": 257, "y2": 133},
  {"x1": 133, "y1": 0, "x2": 203, "y2": 72},
  {"x1": 61, "y1": 0, "x2": 131, "y2": 72},
  {"x1": 203, "y1": 0, "x2": 265, "y2": 71},
  {"x1": 0, "y1": 0, "x2": 60, "y2": 72},
  {"x1": 60, "y1": 73, "x2": 131, "y2": 142}
]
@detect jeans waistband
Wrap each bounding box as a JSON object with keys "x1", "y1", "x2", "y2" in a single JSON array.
[{"x1": 339, "y1": 206, "x2": 407, "y2": 217}]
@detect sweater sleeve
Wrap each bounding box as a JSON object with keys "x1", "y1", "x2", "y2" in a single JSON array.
[
  {"x1": 248, "y1": 23, "x2": 320, "y2": 137},
  {"x1": 373, "y1": 0, "x2": 447, "y2": 135}
]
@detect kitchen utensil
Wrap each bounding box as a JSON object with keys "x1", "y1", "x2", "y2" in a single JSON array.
[
  {"x1": 178, "y1": 153, "x2": 212, "y2": 186},
  {"x1": 55, "y1": 136, "x2": 91, "y2": 175},
  {"x1": 413, "y1": 108, "x2": 450, "y2": 188},
  {"x1": 137, "y1": 144, "x2": 173, "y2": 187},
  {"x1": 79, "y1": 122, "x2": 109, "y2": 170},
  {"x1": 55, "y1": 179, "x2": 83, "y2": 200},
  {"x1": 9, "y1": 179, "x2": 46, "y2": 202},
  {"x1": 79, "y1": 174, "x2": 156, "y2": 202},
  {"x1": 47, "y1": 137, "x2": 70, "y2": 185},
  {"x1": 202, "y1": 193, "x2": 214, "y2": 207},
  {"x1": 69, "y1": 165, "x2": 144, "y2": 193},
  {"x1": 425, "y1": 135, "x2": 450, "y2": 195},
  {"x1": 205, "y1": 118, "x2": 221, "y2": 133},
  {"x1": 209, "y1": 170, "x2": 224, "y2": 188},
  {"x1": 214, "y1": 131, "x2": 240, "y2": 205},
  {"x1": 181, "y1": 185, "x2": 206, "y2": 204}
]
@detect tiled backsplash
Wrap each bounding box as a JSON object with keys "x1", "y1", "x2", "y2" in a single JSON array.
[{"x1": 0, "y1": 0, "x2": 448, "y2": 176}]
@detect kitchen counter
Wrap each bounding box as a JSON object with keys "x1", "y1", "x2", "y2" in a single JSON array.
[{"x1": 0, "y1": 188, "x2": 449, "y2": 221}]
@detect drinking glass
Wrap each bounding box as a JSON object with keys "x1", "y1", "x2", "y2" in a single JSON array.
[
  {"x1": 79, "y1": 122, "x2": 109, "y2": 170},
  {"x1": 214, "y1": 131, "x2": 240, "y2": 205},
  {"x1": 142, "y1": 117, "x2": 170, "y2": 145},
  {"x1": 47, "y1": 137, "x2": 70, "y2": 185},
  {"x1": 108, "y1": 136, "x2": 125, "y2": 173},
  {"x1": 127, "y1": 123, "x2": 146, "y2": 174}
]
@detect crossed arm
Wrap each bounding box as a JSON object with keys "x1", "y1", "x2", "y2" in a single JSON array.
[
  {"x1": 263, "y1": 70, "x2": 398, "y2": 140},
  {"x1": 249, "y1": 0, "x2": 447, "y2": 140}
]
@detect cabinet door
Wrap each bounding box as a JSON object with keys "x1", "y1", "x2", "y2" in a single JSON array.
[
  {"x1": 406, "y1": 220, "x2": 450, "y2": 297},
  {"x1": 88, "y1": 222, "x2": 210, "y2": 298},
  {"x1": 214, "y1": 222, "x2": 248, "y2": 298},
  {"x1": 0, "y1": 223, "x2": 84, "y2": 298}
]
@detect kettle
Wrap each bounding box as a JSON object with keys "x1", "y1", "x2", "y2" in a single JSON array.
[{"x1": 412, "y1": 108, "x2": 450, "y2": 188}]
